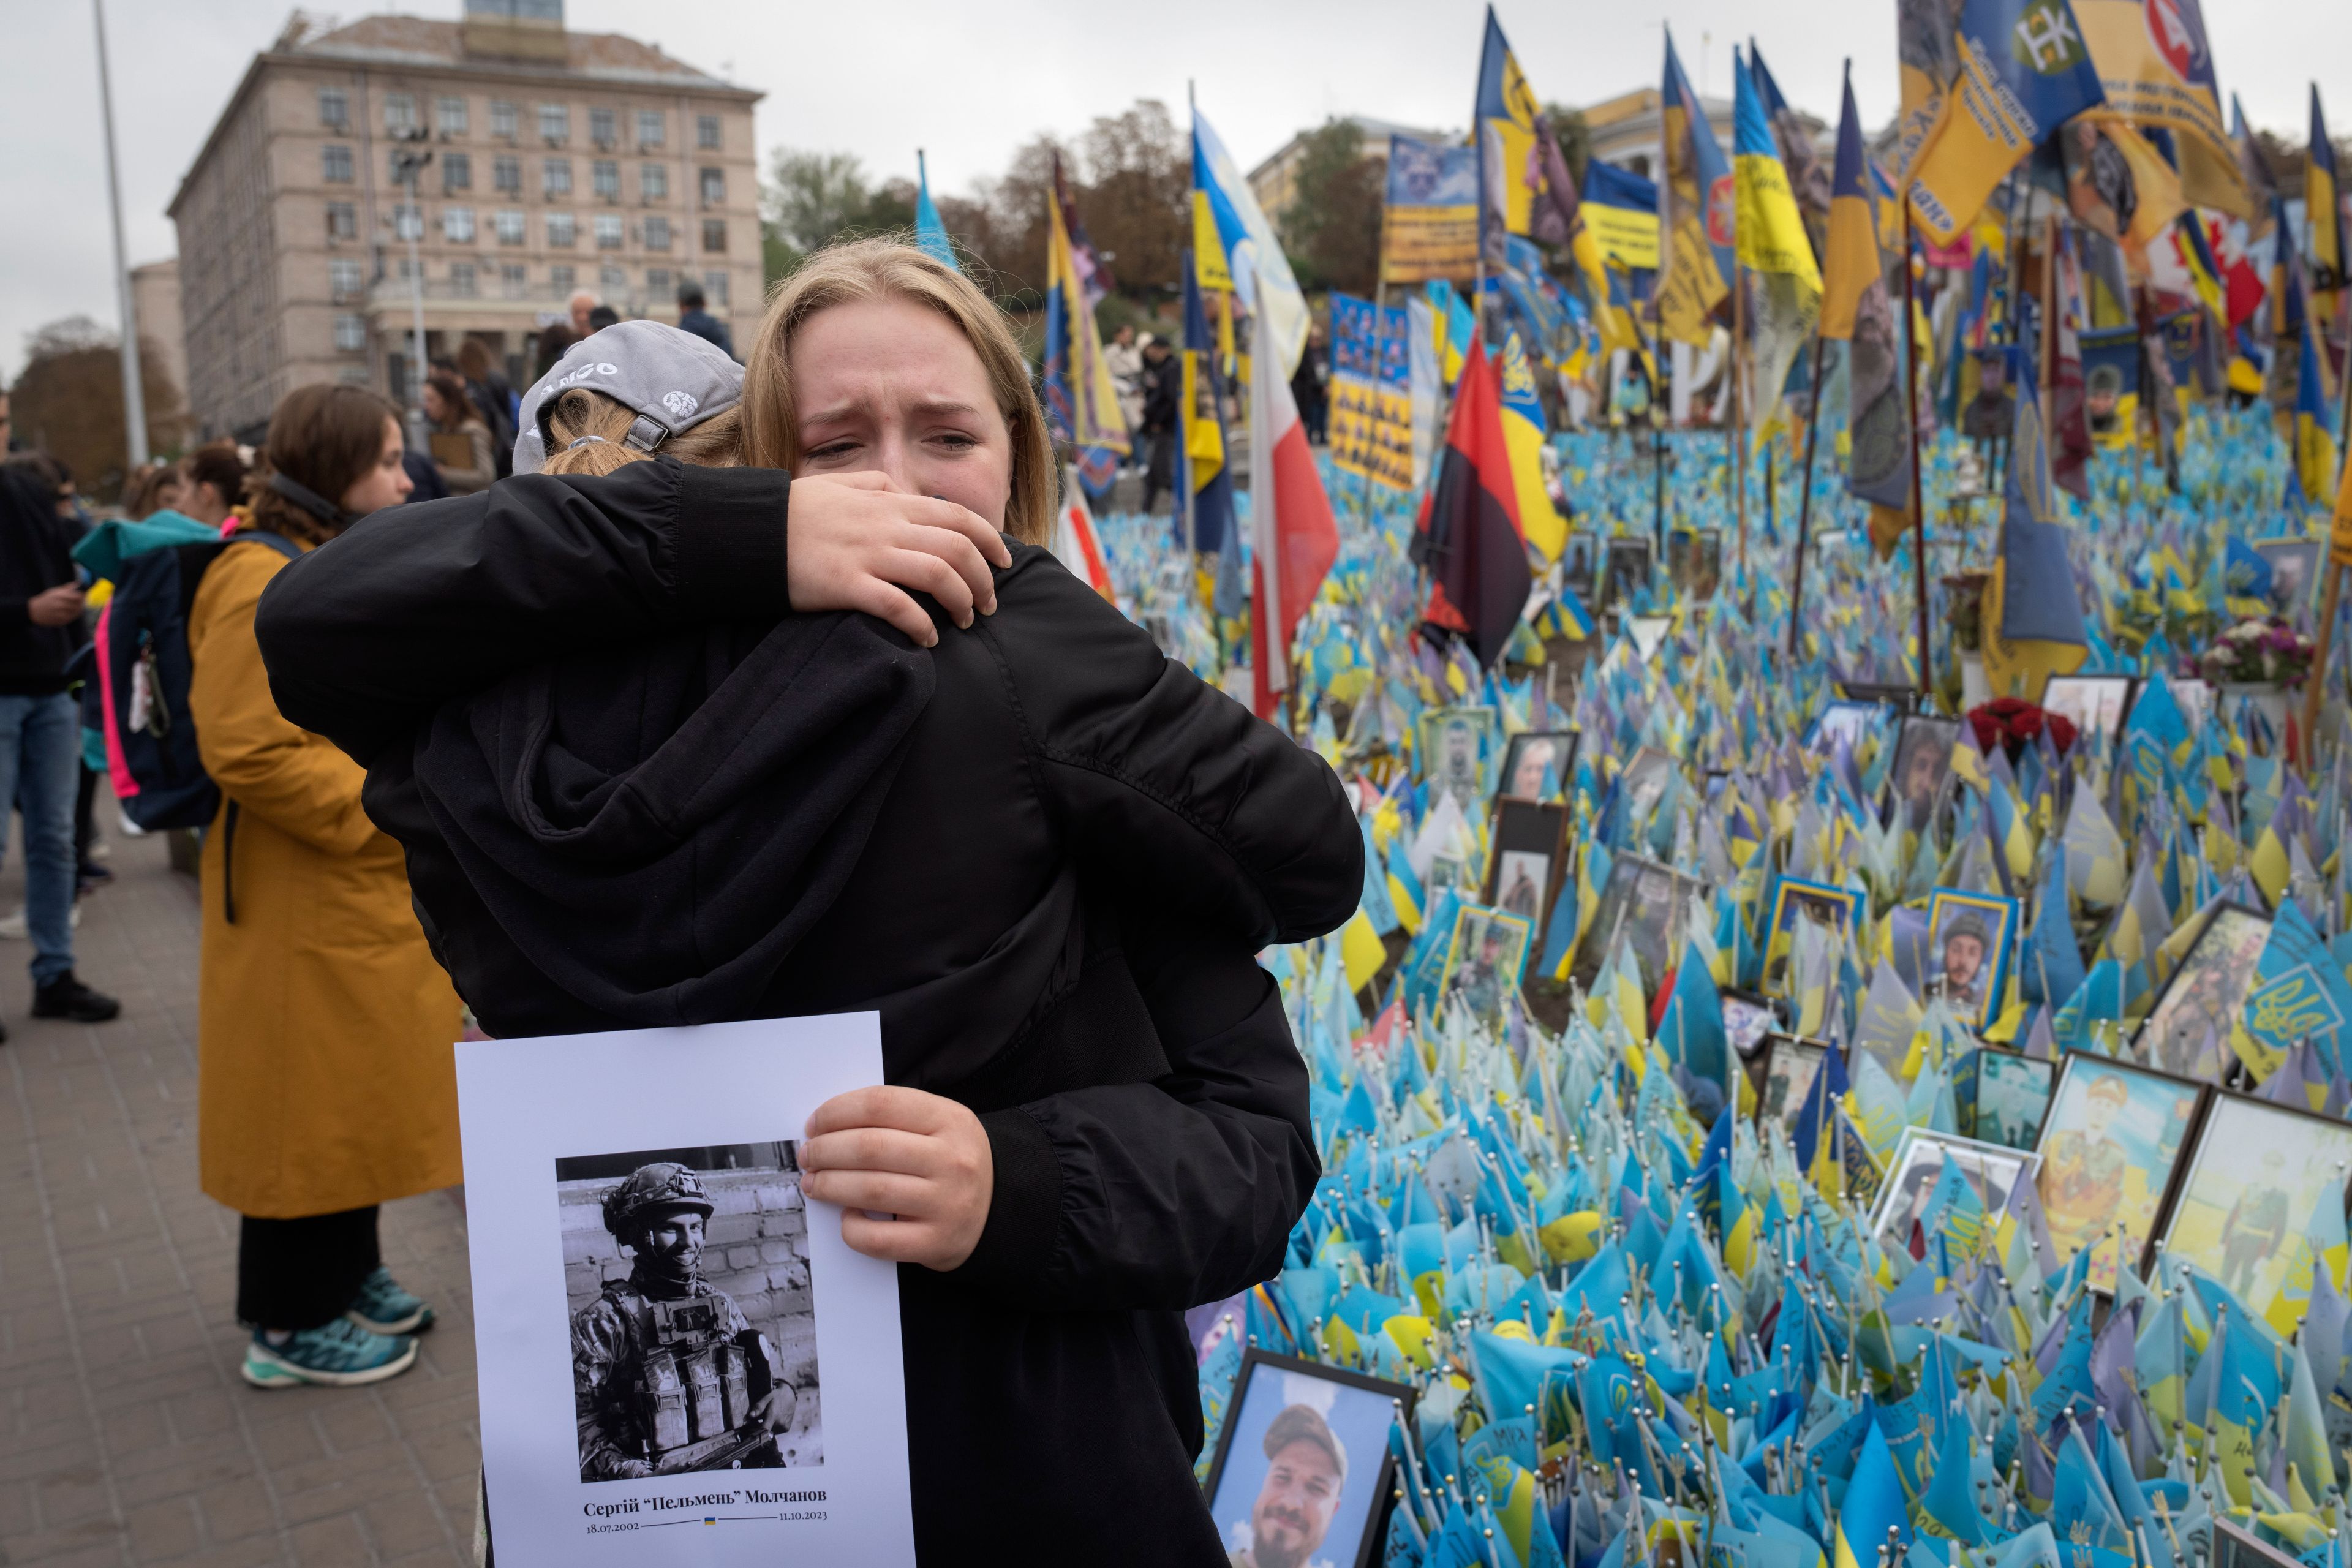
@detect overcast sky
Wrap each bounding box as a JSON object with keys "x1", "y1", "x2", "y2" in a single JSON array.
[{"x1": 4, "y1": 0, "x2": 2346, "y2": 384}]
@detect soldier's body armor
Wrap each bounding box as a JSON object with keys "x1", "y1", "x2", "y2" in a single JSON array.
[{"x1": 597, "y1": 1282, "x2": 777, "y2": 1474}]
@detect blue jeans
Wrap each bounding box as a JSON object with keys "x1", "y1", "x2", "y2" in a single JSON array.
[{"x1": 0, "y1": 692, "x2": 80, "y2": 985}]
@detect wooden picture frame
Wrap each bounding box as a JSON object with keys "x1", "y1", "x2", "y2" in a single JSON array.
[
  {"x1": 1495, "y1": 730, "x2": 1578, "y2": 805},
  {"x1": 2034, "y1": 1052, "x2": 2209, "y2": 1294},
  {"x1": 1485, "y1": 799, "x2": 1570, "y2": 931},
  {"x1": 1750, "y1": 1033, "x2": 1837, "y2": 1137},
  {"x1": 1969, "y1": 1047, "x2": 2057, "y2": 1150},
  {"x1": 2132, "y1": 901, "x2": 2274, "y2": 1085},
  {"x1": 2041, "y1": 673, "x2": 2138, "y2": 748},
  {"x1": 1868, "y1": 1126, "x2": 2040, "y2": 1253},
  {"x1": 2152, "y1": 1089, "x2": 2352, "y2": 1325}
]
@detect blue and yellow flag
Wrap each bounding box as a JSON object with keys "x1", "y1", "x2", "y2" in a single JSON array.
[
  {"x1": 1658, "y1": 29, "x2": 1733, "y2": 346},
  {"x1": 1179, "y1": 253, "x2": 1237, "y2": 559},
  {"x1": 2309, "y1": 88, "x2": 2344, "y2": 319},
  {"x1": 1499, "y1": 333, "x2": 1567, "y2": 561},
  {"x1": 1836, "y1": 1423, "x2": 1910, "y2": 1568},
  {"x1": 1904, "y1": 0, "x2": 2107, "y2": 247},
  {"x1": 2295, "y1": 309, "x2": 2339, "y2": 504},
  {"x1": 913, "y1": 150, "x2": 956, "y2": 270},
  {"x1": 1734, "y1": 48, "x2": 1822, "y2": 449},
  {"x1": 1822, "y1": 66, "x2": 1913, "y2": 530},
  {"x1": 1193, "y1": 106, "x2": 1308, "y2": 375},
  {"x1": 2073, "y1": 0, "x2": 2250, "y2": 219},
  {"x1": 1040, "y1": 160, "x2": 1129, "y2": 488},
  {"x1": 1474, "y1": 6, "x2": 1543, "y2": 262},
  {"x1": 1981, "y1": 377, "x2": 2088, "y2": 701}
]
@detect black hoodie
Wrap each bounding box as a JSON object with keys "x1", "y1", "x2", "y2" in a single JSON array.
[{"x1": 255, "y1": 460, "x2": 1363, "y2": 1562}]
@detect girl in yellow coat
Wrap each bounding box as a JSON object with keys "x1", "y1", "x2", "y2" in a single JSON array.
[{"x1": 189, "y1": 385, "x2": 463, "y2": 1388}]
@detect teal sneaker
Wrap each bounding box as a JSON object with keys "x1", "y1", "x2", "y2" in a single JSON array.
[
  {"x1": 345, "y1": 1267, "x2": 435, "y2": 1336},
  {"x1": 241, "y1": 1319, "x2": 417, "y2": 1389}
]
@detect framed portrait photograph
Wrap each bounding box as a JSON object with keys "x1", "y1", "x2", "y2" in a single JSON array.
[
  {"x1": 1868, "y1": 1128, "x2": 2040, "y2": 1256},
  {"x1": 1562, "y1": 531, "x2": 1599, "y2": 600},
  {"x1": 1496, "y1": 729, "x2": 1577, "y2": 804},
  {"x1": 1923, "y1": 888, "x2": 2020, "y2": 1031},
  {"x1": 1602, "y1": 536, "x2": 1653, "y2": 610},
  {"x1": 1202, "y1": 1351, "x2": 1416, "y2": 1568},
  {"x1": 1751, "y1": 1033, "x2": 1834, "y2": 1137},
  {"x1": 1439, "y1": 903, "x2": 1536, "y2": 1019},
  {"x1": 1762, "y1": 876, "x2": 1858, "y2": 998},
  {"x1": 1667, "y1": 527, "x2": 1724, "y2": 601},
  {"x1": 1721, "y1": 990, "x2": 1779, "y2": 1062},
  {"x1": 2133, "y1": 903, "x2": 2273, "y2": 1084},
  {"x1": 2154, "y1": 1092, "x2": 2352, "y2": 1325},
  {"x1": 1485, "y1": 800, "x2": 1569, "y2": 925},
  {"x1": 2211, "y1": 1515, "x2": 2312, "y2": 1568},
  {"x1": 2253, "y1": 537, "x2": 2325, "y2": 624},
  {"x1": 1887, "y1": 715, "x2": 1960, "y2": 829},
  {"x1": 1806, "y1": 699, "x2": 1883, "y2": 758},
  {"x1": 2041, "y1": 674, "x2": 2137, "y2": 748},
  {"x1": 1616, "y1": 746, "x2": 1676, "y2": 828},
  {"x1": 1839, "y1": 681, "x2": 1918, "y2": 714},
  {"x1": 1970, "y1": 1049, "x2": 2057, "y2": 1150},
  {"x1": 2034, "y1": 1054, "x2": 2207, "y2": 1294},
  {"x1": 1416, "y1": 706, "x2": 1502, "y2": 817},
  {"x1": 1571, "y1": 853, "x2": 1706, "y2": 995}
]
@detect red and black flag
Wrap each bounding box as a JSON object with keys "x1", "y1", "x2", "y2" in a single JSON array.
[{"x1": 1412, "y1": 329, "x2": 1532, "y2": 666}]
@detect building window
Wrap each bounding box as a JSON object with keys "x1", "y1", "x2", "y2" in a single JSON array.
[
  {"x1": 543, "y1": 158, "x2": 572, "y2": 197},
  {"x1": 593, "y1": 159, "x2": 620, "y2": 200},
  {"x1": 600, "y1": 263, "x2": 628, "y2": 294},
  {"x1": 451, "y1": 262, "x2": 478, "y2": 297},
  {"x1": 494, "y1": 154, "x2": 521, "y2": 194},
  {"x1": 318, "y1": 87, "x2": 349, "y2": 129},
  {"x1": 590, "y1": 107, "x2": 616, "y2": 146},
  {"x1": 640, "y1": 164, "x2": 668, "y2": 202},
  {"x1": 443, "y1": 206, "x2": 475, "y2": 243},
  {"x1": 701, "y1": 218, "x2": 727, "y2": 253},
  {"x1": 703, "y1": 270, "x2": 729, "y2": 306},
  {"x1": 442, "y1": 152, "x2": 472, "y2": 193},
  {"x1": 697, "y1": 114, "x2": 720, "y2": 149},
  {"x1": 595, "y1": 213, "x2": 624, "y2": 249},
  {"x1": 538, "y1": 103, "x2": 568, "y2": 143},
  {"x1": 646, "y1": 267, "x2": 671, "y2": 298},
  {"x1": 495, "y1": 208, "x2": 526, "y2": 244},
  {"x1": 546, "y1": 212, "x2": 576, "y2": 247},
  {"x1": 637, "y1": 110, "x2": 665, "y2": 147},
  {"x1": 322, "y1": 145, "x2": 353, "y2": 183},
  {"x1": 491, "y1": 99, "x2": 518, "y2": 138},
  {"x1": 550, "y1": 263, "x2": 576, "y2": 293},
  {"x1": 326, "y1": 201, "x2": 357, "y2": 239},
  {"x1": 383, "y1": 92, "x2": 417, "y2": 133},
  {"x1": 334, "y1": 313, "x2": 367, "y2": 352},
  {"x1": 339, "y1": 363, "x2": 372, "y2": 385},
  {"x1": 643, "y1": 215, "x2": 672, "y2": 251},
  {"x1": 699, "y1": 167, "x2": 725, "y2": 205},
  {"x1": 502, "y1": 263, "x2": 529, "y2": 298},
  {"x1": 393, "y1": 204, "x2": 423, "y2": 241},
  {"x1": 330, "y1": 258, "x2": 364, "y2": 300},
  {"x1": 438, "y1": 96, "x2": 469, "y2": 135}
]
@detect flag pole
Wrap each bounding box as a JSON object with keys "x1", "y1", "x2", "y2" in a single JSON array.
[
  {"x1": 1733, "y1": 268, "x2": 1748, "y2": 571},
  {"x1": 1902, "y1": 197, "x2": 1930, "y2": 701},
  {"x1": 2307, "y1": 560, "x2": 2343, "y2": 769},
  {"x1": 1789, "y1": 328, "x2": 1829, "y2": 662}
]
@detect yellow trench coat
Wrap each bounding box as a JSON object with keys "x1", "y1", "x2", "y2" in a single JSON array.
[{"x1": 190, "y1": 538, "x2": 464, "y2": 1219}]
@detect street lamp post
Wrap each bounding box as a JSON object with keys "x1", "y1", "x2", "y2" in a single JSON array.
[
  {"x1": 92, "y1": 0, "x2": 148, "y2": 470},
  {"x1": 389, "y1": 130, "x2": 433, "y2": 442}
]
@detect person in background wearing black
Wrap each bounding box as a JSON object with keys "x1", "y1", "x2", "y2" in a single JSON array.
[
  {"x1": 0, "y1": 455, "x2": 119, "y2": 1025},
  {"x1": 675, "y1": 279, "x2": 736, "y2": 360},
  {"x1": 1137, "y1": 333, "x2": 1180, "y2": 513},
  {"x1": 1290, "y1": 322, "x2": 1329, "y2": 446},
  {"x1": 586, "y1": 304, "x2": 620, "y2": 333},
  {"x1": 455, "y1": 340, "x2": 519, "y2": 480},
  {"x1": 532, "y1": 323, "x2": 578, "y2": 384}
]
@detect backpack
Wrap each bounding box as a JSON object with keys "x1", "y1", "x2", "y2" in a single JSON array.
[{"x1": 95, "y1": 531, "x2": 301, "y2": 837}]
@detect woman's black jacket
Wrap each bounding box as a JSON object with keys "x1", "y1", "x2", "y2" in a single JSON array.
[{"x1": 253, "y1": 459, "x2": 1362, "y2": 1562}]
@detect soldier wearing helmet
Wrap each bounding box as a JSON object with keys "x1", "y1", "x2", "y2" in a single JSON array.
[{"x1": 571, "y1": 1161, "x2": 793, "y2": 1479}]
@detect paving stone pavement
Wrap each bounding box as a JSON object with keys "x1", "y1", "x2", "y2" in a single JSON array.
[{"x1": 1, "y1": 828, "x2": 478, "y2": 1566}]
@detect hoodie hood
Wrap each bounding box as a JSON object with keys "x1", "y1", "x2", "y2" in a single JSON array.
[{"x1": 410, "y1": 611, "x2": 933, "y2": 1026}]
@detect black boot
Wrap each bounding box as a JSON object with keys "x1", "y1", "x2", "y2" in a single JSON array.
[{"x1": 33, "y1": 973, "x2": 120, "y2": 1022}]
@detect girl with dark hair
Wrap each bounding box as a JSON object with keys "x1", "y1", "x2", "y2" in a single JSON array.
[
  {"x1": 422, "y1": 371, "x2": 495, "y2": 494},
  {"x1": 178, "y1": 440, "x2": 249, "y2": 530},
  {"x1": 189, "y1": 382, "x2": 462, "y2": 1389}
]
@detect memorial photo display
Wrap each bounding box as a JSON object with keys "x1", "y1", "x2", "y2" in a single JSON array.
[
  {"x1": 2034, "y1": 1054, "x2": 2205, "y2": 1294},
  {"x1": 2156, "y1": 1093, "x2": 2352, "y2": 1329},
  {"x1": 1970, "y1": 1049, "x2": 2056, "y2": 1151},
  {"x1": 2135, "y1": 903, "x2": 2272, "y2": 1084},
  {"x1": 1203, "y1": 1351, "x2": 1415, "y2": 1568},
  {"x1": 1485, "y1": 799, "x2": 1568, "y2": 927}
]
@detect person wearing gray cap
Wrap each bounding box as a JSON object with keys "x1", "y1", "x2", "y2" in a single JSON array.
[
  {"x1": 1231, "y1": 1404, "x2": 1348, "y2": 1568},
  {"x1": 511, "y1": 320, "x2": 745, "y2": 478}
]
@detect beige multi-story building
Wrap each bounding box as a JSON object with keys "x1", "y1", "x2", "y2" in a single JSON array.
[
  {"x1": 129, "y1": 259, "x2": 189, "y2": 417},
  {"x1": 168, "y1": 1, "x2": 763, "y2": 441}
]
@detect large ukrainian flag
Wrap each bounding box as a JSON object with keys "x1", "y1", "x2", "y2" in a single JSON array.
[
  {"x1": 1982, "y1": 377, "x2": 2089, "y2": 701},
  {"x1": 1733, "y1": 48, "x2": 1821, "y2": 450},
  {"x1": 1904, "y1": 0, "x2": 2106, "y2": 247}
]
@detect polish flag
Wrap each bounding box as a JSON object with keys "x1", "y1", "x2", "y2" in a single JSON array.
[
  {"x1": 1053, "y1": 463, "x2": 1114, "y2": 600},
  {"x1": 1248, "y1": 331, "x2": 1339, "y2": 722}
]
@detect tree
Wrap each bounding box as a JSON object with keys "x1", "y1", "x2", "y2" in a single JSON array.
[
  {"x1": 760, "y1": 151, "x2": 928, "y2": 285},
  {"x1": 10, "y1": 316, "x2": 188, "y2": 501},
  {"x1": 1074, "y1": 100, "x2": 1189, "y2": 298},
  {"x1": 1545, "y1": 105, "x2": 1592, "y2": 191},
  {"x1": 1278, "y1": 119, "x2": 1384, "y2": 296}
]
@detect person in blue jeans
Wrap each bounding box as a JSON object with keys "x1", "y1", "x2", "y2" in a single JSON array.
[{"x1": 0, "y1": 456, "x2": 121, "y2": 1027}]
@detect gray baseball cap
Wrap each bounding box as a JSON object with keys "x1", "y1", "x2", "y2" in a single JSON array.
[{"x1": 514, "y1": 320, "x2": 743, "y2": 475}]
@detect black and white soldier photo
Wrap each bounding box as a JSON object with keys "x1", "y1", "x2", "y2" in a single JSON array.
[{"x1": 559, "y1": 1144, "x2": 823, "y2": 1480}]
